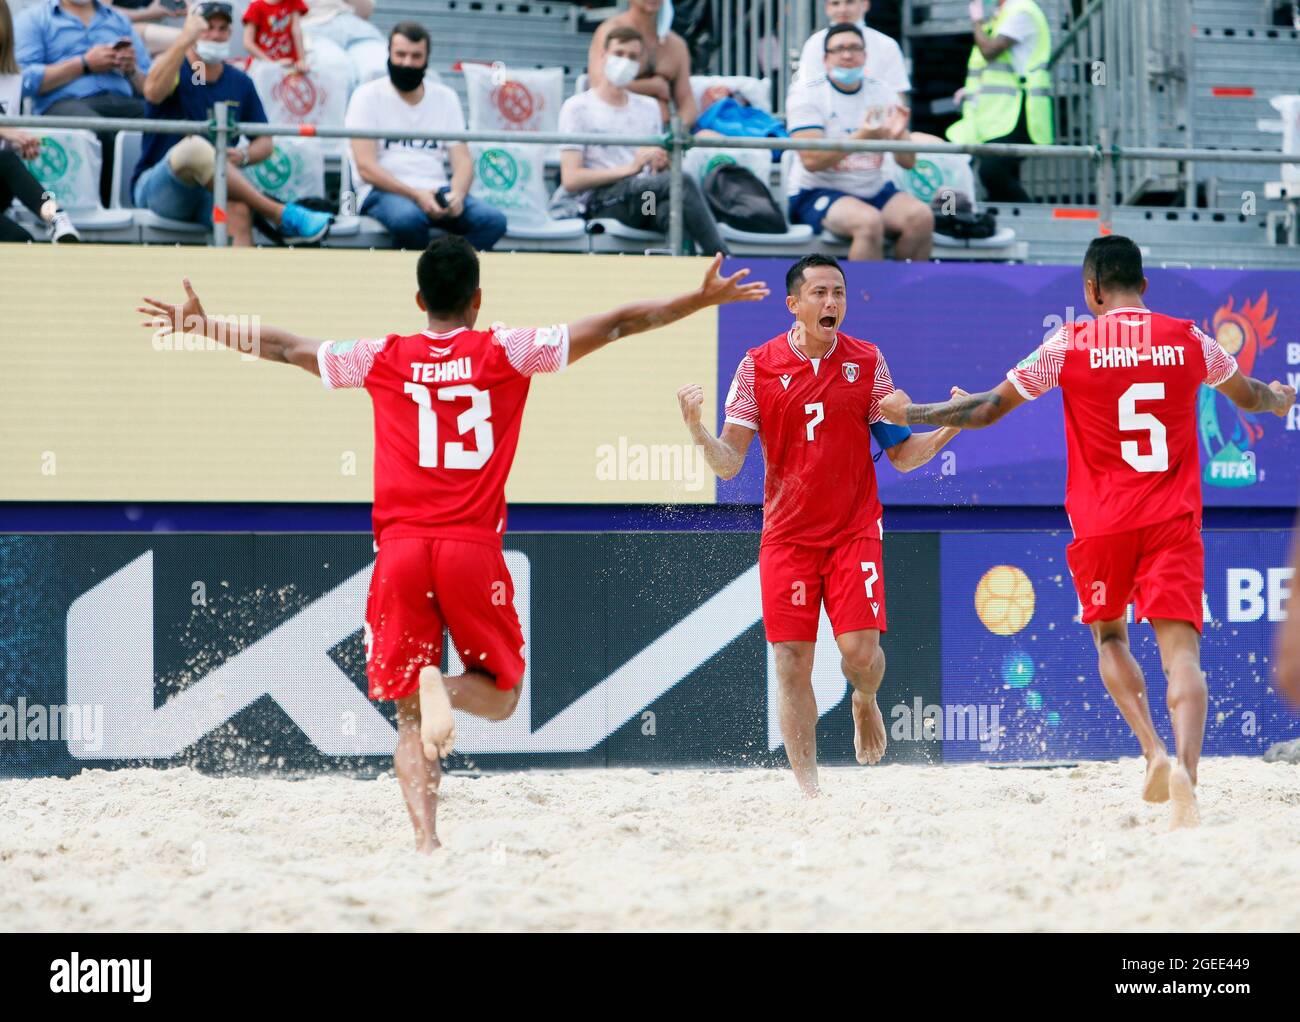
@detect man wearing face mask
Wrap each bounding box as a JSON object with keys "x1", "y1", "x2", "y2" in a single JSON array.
[
  {"x1": 560, "y1": 25, "x2": 727, "y2": 255},
  {"x1": 15, "y1": 0, "x2": 153, "y2": 205},
  {"x1": 587, "y1": 0, "x2": 697, "y2": 129},
  {"x1": 134, "y1": 3, "x2": 334, "y2": 245},
  {"x1": 345, "y1": 22, "x2": 506, "y2": 251},
  {"x1": 786, "y1": 23, "x2": 932, "y2": 262}
]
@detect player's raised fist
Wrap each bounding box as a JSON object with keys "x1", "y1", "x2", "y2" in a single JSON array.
[
  {"x1": 698, "y1": 254, "x2": 770, "y2": 307},
  {"x1": 879, "y1": 389, "x2": 911, "y2": 426},
  {"x1": 677, "y1": 383, "x2": 705, "y2": 427},
  {"x1": 1268, "y1": 380, "x2": 1296, "y2": 417},
  {"x1": 138, "y1": 278, "x2": 207, "y2": 337}
]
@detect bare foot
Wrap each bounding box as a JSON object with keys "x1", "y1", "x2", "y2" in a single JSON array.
[
  {"x1": 852, "y1": 690, "x2": 887, "y2": 765},
  {"x1": 415, "y1": 834, "x2": 442, "y2": 854},
  {"x1": 418, "y1": 666, "x2": 455, "y2": 761},
  {"x1": 1168, "y1": 763, "x2": 1200, "y2": 830},
  {"x1": 1142, "y1": 751, "x2": 1171, "y2": 803}
]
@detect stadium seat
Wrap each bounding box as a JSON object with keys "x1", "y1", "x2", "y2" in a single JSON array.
[
  {"x1": 325, "y1": 157, "x2": 393, "y2": 249},
  {"x1": 13, "y1": 129, "x2": 136, "y2": 241},
  {"x1": 112, "y1": 131, "x2": 210, "y2": 245},
  {"x1": 587, "y1": 217, "x2": 669, "y2": 254},
  {"x1": 498, "y1": 216, "x2": 590, "y2": 253}
]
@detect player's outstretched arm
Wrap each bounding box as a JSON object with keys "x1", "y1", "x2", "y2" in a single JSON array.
[
  {"x1": 1215, "y1": 371, "x2": 1296, "y2": 418},
  {"x1": 1278, "y1": 523, "x2": 1300, "y2": 708},
  {"x1": 883, "y1": 386, "x2": 966, "y2": 471},
  {"x1": 677, "y1": 383, "x2": 754, "y2": 480},
  {"x1": 880, "y1": 379, "x2": 1026, "y2": 430},
  {"x1": 564, "y1": 255, "x2": 769, "y2": 366},
  {"x1": 138, "y1": 279, "x2": 326, "y2": 377}
]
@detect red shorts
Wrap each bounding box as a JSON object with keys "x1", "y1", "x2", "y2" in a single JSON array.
[
  {"x1": 1066, "y1": 512, "x2": 1204, "y2": 632},
  {"x1": 759, "y1": 536, "x2": 886, "y2": 643},
  {"x1": 365, "y1": 536, "x2": 526, "y2": 701}
]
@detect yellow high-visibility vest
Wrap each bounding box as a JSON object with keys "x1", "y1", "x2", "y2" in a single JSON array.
[{"x1": 947, "y1": 0, "x2": 1054, "y2": 145}]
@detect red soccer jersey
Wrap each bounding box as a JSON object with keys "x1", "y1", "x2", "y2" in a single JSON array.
[
  {"x1": 724, "y1": 329, "x2": 905, "y2": 548},
  {"x1": 243, "y1": 0, "x2": 308, "y2": 62},
  {"x1": 317, "y1": 323, "x2": 569, "y2": 545},
  {"x1": 1007, "y1": 307, "x2": 1238, "y2": 540}
]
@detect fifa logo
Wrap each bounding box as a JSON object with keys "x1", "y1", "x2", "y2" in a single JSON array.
[{"x1": 1197, "y1": 293, "x2": 1277, "y2": 487}]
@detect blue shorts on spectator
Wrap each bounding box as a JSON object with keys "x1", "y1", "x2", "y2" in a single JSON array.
[
  {"x1": 789, "y1": 182, "x2": 899, "y2": 234},
  {"x1": 360, "y1": 190, "x2": 507, "y2": 251}
]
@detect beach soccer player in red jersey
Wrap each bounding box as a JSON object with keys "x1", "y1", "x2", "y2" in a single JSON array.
[
  {"x1": 139, "y1": 239, "x2": 768, "y2": 851},
  {"x1": 677, "y1": 254, "x2": 962, "y2": 798},
  {"x1": 880, "y1": 235, "x2": 1296, "y2": 828}
]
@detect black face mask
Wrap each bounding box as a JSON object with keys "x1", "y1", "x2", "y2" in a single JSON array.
[{"x1": 387, "y1": 59, "x2": 427, "y2": 93}]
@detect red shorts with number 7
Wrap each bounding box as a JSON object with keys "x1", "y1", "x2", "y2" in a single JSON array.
[{"x1": 759, "y1": 537, "x2": 887, "y2": 643}]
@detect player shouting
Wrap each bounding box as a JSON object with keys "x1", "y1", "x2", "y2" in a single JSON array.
[
  {"x1": 678, "y1": 254, "x2": 960, "y2": 797},
  {"x1": 880, "y1": 235, "x2": 1296, "y2": 828},
  {"x1": 140, "y1": 240, "x2": 768, "y2": 851}
]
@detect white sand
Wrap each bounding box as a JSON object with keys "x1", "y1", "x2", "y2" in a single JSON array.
[{"x1": 2, "y1": 758, "x2": 1298, "y2": 932}]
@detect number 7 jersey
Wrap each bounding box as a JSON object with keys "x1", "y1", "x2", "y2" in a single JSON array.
[
  {"x1": 317, "y1": 323, "x2": 569, "y2": 545},
  {"x1": 1006, "y1": 308, "x2": 1238, "y2": 539}
]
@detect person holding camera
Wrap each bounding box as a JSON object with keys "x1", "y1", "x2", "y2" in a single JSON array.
[
  {"x1": 15, "y1": 0, "x2": 154, "y2": 204},
  {"x1": 344, "y1": 21, "x2": 505, "y2": 251}
]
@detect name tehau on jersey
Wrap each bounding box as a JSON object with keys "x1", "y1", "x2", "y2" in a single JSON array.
[{"x1": 317, "y1": 324, "x2": 570, "y2": 544}]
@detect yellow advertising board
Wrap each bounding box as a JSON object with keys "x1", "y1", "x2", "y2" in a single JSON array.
[{"x1": 0, "y1": 247, "x2": 719, "y2": 503}]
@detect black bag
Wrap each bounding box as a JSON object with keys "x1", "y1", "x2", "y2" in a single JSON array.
[
  {"x1": 933, "y1": 207, "x2": 999, "y2": 240},
  {"x1": 703, "y1": 163, "x2": 787, "y2": 235}
]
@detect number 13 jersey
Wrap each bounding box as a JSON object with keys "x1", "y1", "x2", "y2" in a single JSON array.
[
  {"x1": 317, "y1": 324, "x2": 569, "y2": 545},
  {"x1": 1006, "y1": 308, "x2": 1238, "y2": 540}
]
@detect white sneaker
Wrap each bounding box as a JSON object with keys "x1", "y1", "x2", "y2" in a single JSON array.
[{"x1": 50, "y1": 211, "x2": 81, "y2": 243}]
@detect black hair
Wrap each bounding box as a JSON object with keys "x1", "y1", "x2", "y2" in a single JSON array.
[
  {"x1": 1083, "y1": 235, "x2": 1144, "y2": 293},
  {"x1": 824, "y1": 22, "x2": 865, "y2": 52},
  {"x1": 390, "y1": 21, "x2": 431, "y2": 51},
  {"x1": 786, "y1": 253, "x2": 845, "y2": 296},
  {"x1": 417, "y1": 236, "x2": 480, "y2": 317}
]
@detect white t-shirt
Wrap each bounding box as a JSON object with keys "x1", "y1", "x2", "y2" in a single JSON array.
[
  {"x1": 345, "y1": 76, "x2": 465, "y2": 208},
  {"x1": 785, "y1": 75, "x2": 899, "y2": 198},
  {"x1": 0, "y1": 74, "x2": 23, "y2": 120},
  {"x1": 794, "y1": 23, "x2": 910, "y2": 96},
  {"x1": 992, "y1": 8, "x2": 1041, "y2": 76},
  {"x1": 557, "y1": 89, "x2": 662, "y2": 210}
]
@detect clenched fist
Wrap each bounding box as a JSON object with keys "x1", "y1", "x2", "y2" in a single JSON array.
[{"x1": 678, "y1": 383, "x2": 705, "y2": 427}]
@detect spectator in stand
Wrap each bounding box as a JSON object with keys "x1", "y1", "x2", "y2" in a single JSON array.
[
  {"x1": 108, "y1": 0, "x2": 185, "y2": 57},
  {"x1": 794, "y1": 0, "x2": 910, "y2": 100},
  {"x1": 134, "y1": 3, "x2": 333, "y2": 245},
  {"x1": 345, "y1": 22, "x2": 506, "y2": 252},
  {"x1": 15, "y1": 0, "x2": 153, "y2": 205},
  {"x1": 1, "y1": 0, "x2": 79, "y2": 241},
  {"x1": 561, "y1": 25, "x2": 728, "y2": 255},
  {"x1": 301, "y1": 0, "x2": 384, "y2": 90},
  {"x1": 786, "y1": 24, "x2": 932, "y2": 262},
  {"x1": 243, "y1": 0, "x2": 309, "y2": 72},
  {"x1": 947, "y1": 0, "x2": 1053, "y2": 203},
  {"x1": 587, "y1": 0, "x2": 697, "y2": 128}
]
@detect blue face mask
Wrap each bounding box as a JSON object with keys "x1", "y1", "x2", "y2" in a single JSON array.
[
  {"x1": 657, "y1": 0, "x2": 674, "y2": 39},
  {"x1": 829, "y1": 65, "x2": 864, "y2": 86}
]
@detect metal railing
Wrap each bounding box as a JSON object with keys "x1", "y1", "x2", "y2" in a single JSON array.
[
  {"x1": 707, "y1": 0, "x2": 816, "y2": 116},
  {"x1": 3, "y1": 106, "x2": 1298, "y2": 252},
  {"x1": 1038, "y1": 0, "x2": 1193, "y2": 205}
]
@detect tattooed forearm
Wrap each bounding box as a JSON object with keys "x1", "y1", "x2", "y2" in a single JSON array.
[{"x1": 907, "y1": 391, "x2": 1003, "y2": 428}]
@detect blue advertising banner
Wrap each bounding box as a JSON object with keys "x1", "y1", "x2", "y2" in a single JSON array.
[
  {"x1": 717, "y1": 261, "x2": 1300, "y2": 508},
  {"x1": 939, "y1": 529, "x2": 1297, "y2": 762}
]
